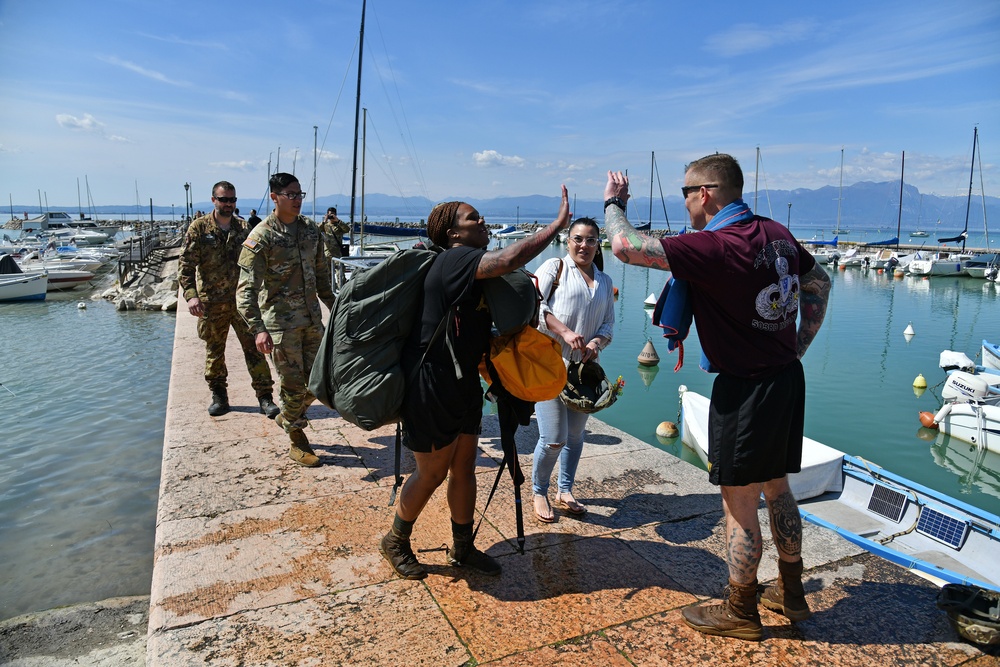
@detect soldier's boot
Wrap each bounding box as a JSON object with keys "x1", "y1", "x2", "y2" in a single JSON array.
[
  {"x1": 447, "y1": 520, "x2": 501, "y2": 576},
  {"x1": 761, "y1": 558, "x2": 812, "y2": 621},
  {"x1": 207, "y1": 387, "x2": 230, "y2": 417},
  {"x1": 277, "y1": 414, "x2": 320, "y2": 467},
  {"x1": 681, "y1": 579, "x2": 763, "y2": 641},
  {"x1": 379, "y1": 515, "x2": 427, "y2": 580},
  {"x1": 258, "y1": 394, "x2": 280, "y2": 419}
]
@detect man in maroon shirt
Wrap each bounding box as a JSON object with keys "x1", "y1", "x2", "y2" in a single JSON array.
[{"x1": 605, "y1": 154, "x2": 831, "y2": 641}]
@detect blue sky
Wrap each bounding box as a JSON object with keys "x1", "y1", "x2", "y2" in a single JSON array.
[{"x1": 1, "y1": 0, "x2": 998, "y2": 216}]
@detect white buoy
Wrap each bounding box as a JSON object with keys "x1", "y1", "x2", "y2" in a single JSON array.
[
  {"x1": 77, "y1": 302, "x2": 87, "y2": 309},
  {"x1": 643, "y1": 292, "x2": 657, "y2": 307},
  {"x1": 903, "y1": 322, "x2": 915, "y2": 336},
  {"x1": 637, "y1": 340, "x2": 660, "y2": 366}
]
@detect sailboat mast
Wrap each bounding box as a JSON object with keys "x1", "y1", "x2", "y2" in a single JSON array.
[
  {"x1": 836, "y1": 148, "x2": 843, "y2": 234},
  {"x1": 361, "y1": 108, "x2": 367, "y2": 253},
  {"x1": 77, "y1": 178, "x2": 83, "y2": 218},
  {"x1": 754, "y1": 147, "x2": 760, "y2": 212},
  {"x1": 648, "y1": 151, "x2": 654, "y2": 226},
  {"x1": 349, "y1": 0, "x2": 367, "y2": 238},
  {"x1": 311, "y1": 125, "x2": 318, "y2": 220},
  {"x1": 961, "y1": 127, "x2": 977, "y2": 252},
  {"x1": 896, "y1": 151, "x2": 904, "y2": 251}
]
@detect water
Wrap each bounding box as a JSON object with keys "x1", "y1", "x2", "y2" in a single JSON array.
[
  {"x1": 0, "y1": 288, "x2": 175, "y2": 621},
  {"x1": 2, "y1": 239, "x2": 999, "y2": 621}
]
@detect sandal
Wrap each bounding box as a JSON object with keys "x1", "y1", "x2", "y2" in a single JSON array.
[
  {"x1": 534, "y1": 495, "x2": 555, "y2": 523},
  {"x1": 554, "y1": 493, "x2": 587, "y2": 515}
]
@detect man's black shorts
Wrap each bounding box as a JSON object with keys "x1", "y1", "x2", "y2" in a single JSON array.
[{"x1": 707, "y1": 360, "x2": 805, "y2": 486}]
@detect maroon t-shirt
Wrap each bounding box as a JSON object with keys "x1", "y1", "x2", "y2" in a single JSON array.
[{"x1": 660, "y1": 217, "x2": 816, "y2": 379}]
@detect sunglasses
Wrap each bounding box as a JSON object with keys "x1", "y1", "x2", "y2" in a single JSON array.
[
  {"x1": 681, "y1": 184, "x2": 718, "y2": 198},
  {"x1": 214, "y1": 196, "x2": 238, "y2": 203},
  {"x1": 277, "y1": 192, "x2": 307, "y2": 200}
]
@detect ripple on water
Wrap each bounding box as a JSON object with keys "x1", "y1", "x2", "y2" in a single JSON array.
[{"x1": 0, "y1": 296, "x2": 174, "y2": 620}]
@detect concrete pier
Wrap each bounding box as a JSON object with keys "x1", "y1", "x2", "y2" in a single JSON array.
[{"x1": 145, "y1": 308, "x2": 998, "y2": 665}]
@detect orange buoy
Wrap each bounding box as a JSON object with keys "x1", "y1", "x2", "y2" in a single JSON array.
[{"x1": 919, "y1": 411, "x2": 938, "y2": 429}]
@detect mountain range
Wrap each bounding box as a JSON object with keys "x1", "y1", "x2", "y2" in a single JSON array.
[{"x1": 12, "y1": 180, "x2": 998, "y2": 234}]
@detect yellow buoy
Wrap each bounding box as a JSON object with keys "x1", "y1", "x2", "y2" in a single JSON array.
[
  {"x1": 656, "y1": 421, "x2": 679, "y2": 439},
  {"x1": 637, "y1": 339, "x2": 660, "y2": 367},
  {"x1": 913, "y1": 373, "x2": 927, "y2": 388}
]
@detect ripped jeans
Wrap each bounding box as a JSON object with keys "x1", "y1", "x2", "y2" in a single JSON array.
[{"x1": 532, "y1": 397, "x2": 590, "y2": 496}]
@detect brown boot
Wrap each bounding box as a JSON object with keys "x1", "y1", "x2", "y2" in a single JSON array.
[
  {"x1": 681, "y1": 579, "x2": 762, "y2": 641},
  {"x1": 761, "y1": 558, "x2": 812, "y2": 621},
  {"x1": 277, "y1": 414, "x2": 319, "y2": 467}
]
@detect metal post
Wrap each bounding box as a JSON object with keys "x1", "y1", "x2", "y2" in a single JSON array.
[{"x1": 787, "y1": 202, "x2": 792, "y2": 229}]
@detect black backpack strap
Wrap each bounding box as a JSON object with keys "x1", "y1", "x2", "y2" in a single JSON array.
[{"x1": 392, "y1": 307, "x2": 458, "y2": 506}]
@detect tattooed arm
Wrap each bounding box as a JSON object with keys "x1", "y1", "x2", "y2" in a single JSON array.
[
  {"x1": 604, "y1": 170, "x2": 671, "y2": 271},
  {"x1": 796, "y1": 262, "x2": 830, "y2": 359},
  {"x1": 476, "y1": 185, "x2": 571, "y2": 279}
]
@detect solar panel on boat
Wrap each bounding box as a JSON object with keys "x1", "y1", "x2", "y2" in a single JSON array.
[
  {"x1": 868, "y1": 483, "x2": 907, "y2": 522},
  {"x1": 916, "y1": 506, "x2": 970, "y2": 550}
]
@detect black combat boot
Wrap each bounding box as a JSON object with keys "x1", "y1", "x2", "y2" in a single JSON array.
[
  {"x1": 447, "y1": 520, "x2": 501, "y2": 576},
  {"x1": 379, "y1": 515, "x2": 426, "y2": 580},
  {"x1": 208, "y1": 387, "x2": 230, "y2": 416},
  {"x1": 258, "y1": 394, "x2": 280, "y2": 419}
]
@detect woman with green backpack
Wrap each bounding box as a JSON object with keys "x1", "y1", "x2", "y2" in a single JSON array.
[{"x1": 378, "y1": 186, "x2": 571, "y2": 581}]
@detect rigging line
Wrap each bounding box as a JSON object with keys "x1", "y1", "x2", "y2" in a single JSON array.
[
  {"x1": 653, "y1": 157, "x2": 671, "y2": 232},
  {"x1": 369, "y1": 7, "x2": 429, "y2": 199},
  {"x1": 756, "y1": 150, "x2": 775, "y2": 220},
  {"x1": 364, "y1": 113, "x2": 422, "y2": 217}
]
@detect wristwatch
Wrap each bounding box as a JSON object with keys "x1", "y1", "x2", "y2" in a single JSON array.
[{"x1": 604, "y1": 197, "x2": 626, "y2": 212}]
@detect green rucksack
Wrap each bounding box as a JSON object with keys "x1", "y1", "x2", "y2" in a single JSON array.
[{"x1": 309, "y1": 246, "x2": 445, "y2": 431}]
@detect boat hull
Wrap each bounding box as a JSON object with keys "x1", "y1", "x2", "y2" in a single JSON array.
[
  {"x1": 0, "y1": 273, "x2": 48, "y2": 301},
  {"x1": 984, "y1": 340, "x2": 1000, "y2": 372},
  {"x1": 936, "y1": 403, "x2": 1000, "y2": 455}
]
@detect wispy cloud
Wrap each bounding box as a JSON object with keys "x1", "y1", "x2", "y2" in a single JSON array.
[
  {"x1": 97, "y1": 55, "x2": 190, "y2": 87},
  {"x1": 707, "y1": 19, "x2": 819, "y2": 57},
  {"x1": 473, "y1": 150, "x2": 525, "y2": 168},
  {"x1": 0, "y1": 144, "x2": 20, "y2": 154},
  {"x1": 136, "y1": 31, "x2": 225, "y2": 50},
  {"x1": 55, "y1": 113, "x2": 132, "y2": 143},
  {"x1": 208, "y1": 160, "x2": 260, "y2": 171}
]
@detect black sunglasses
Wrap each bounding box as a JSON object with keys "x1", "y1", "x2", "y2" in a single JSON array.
[
  {"x1": 681, "y1": 184, "x2": 718, "y2": 198},
  {"x1": 214, "y1": 196, "x2": 238, "y2": 203}
]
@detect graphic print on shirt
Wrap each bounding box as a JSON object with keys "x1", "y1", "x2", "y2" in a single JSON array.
[{"x1": 752, "y1": 240, "x2": 800, "y2": 327}]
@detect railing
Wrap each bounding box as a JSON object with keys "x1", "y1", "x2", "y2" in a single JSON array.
[{"x1": 117, "y1": 222, "x2": 164, "y2": 285}]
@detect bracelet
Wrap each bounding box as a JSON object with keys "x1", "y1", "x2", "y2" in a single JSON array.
[{"x1": 604, "y1": 197, "x2": 626, "y2": 212}]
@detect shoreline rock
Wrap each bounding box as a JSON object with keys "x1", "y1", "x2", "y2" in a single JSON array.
[{"x1": 0, "y1": 595, "x2": 149, "y2": 666}]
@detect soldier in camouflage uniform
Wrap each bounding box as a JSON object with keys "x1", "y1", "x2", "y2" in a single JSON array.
[
  {"x1": 236, "y1": 173, "x2": 336, "y2": 467},
  {"x1": 178, "y1": 181, "x2": 279, "y2": 419},
  {"x1": 319, "y1": 206, "x2": 351, "y2": 289}
]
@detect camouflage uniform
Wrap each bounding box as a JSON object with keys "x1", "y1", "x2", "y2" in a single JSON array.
[
  {"x1": 236, "y1": 213, "x2": 335, "y2": 431},
  {"x1": 178, "y1": 212, "x2": 274, "y2": 397},
  {"x1": 319, "y1": 215, "x2": 351, "y2": 288}
]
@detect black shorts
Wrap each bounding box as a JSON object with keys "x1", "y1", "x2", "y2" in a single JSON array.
[
  {"x1": 707, "y1": 360, "x2": 805, "y2": 486},
  {"x1": 400, "y1": 360, "x2": 483, "y2": 453}
]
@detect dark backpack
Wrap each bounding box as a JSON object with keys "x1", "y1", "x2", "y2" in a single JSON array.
[{"x1": 309, "y1": 246, "x2": 443, "y2": 430}]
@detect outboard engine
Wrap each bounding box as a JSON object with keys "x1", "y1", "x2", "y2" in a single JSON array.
[
  {"x1": 942, "y1": 371, "x2": 991, "y2": 403},
  {"x1": 939, "y1": 350, "x2": 976, "y2": 372}
]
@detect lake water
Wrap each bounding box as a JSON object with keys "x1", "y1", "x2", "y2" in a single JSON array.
[{"x1": 1, "y1": 238, "x2": 999, "y2": 621}]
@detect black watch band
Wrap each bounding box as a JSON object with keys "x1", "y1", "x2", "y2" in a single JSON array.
[{"x1": 604, "y1": 197, "x2": 626, "y2": 212}]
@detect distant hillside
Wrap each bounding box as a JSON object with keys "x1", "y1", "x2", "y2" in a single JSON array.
[{"x1": 9, "y1": 181, "x2": 998, "y2": 232}]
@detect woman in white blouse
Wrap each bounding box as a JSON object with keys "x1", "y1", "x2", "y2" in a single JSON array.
[{"x1": 532, "y1": 218, "x2": 615, "y2": 522}]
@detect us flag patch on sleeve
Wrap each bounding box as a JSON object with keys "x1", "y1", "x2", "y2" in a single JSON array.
[{"x1": 242, "y1": 238, "x2": 259, "y2": 251}]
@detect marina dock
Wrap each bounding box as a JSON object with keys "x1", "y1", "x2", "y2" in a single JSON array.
[{"x1": 145, "y1": 306, "x2": 998, "y2": 665}]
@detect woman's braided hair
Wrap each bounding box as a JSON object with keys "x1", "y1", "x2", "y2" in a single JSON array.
[{"x1": 426, "y1": 201, "x2": 463, "y2": 248}]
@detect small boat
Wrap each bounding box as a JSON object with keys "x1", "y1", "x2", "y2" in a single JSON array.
[
  {"x1": 679, "y1": 386, "x2": 1000, "y2": 591},
  {"x1": 0, "y1": 273, "x2": 47, "y2": 301},
  {"x1": 908, "y1": 251, "x2": 975, "y2": 277},
  {"x1": 910, "y1": 231, "x2": 929, "y2": 238},
  {"x1": 922, "y1": 371, "x2": 1000, "y2": 456},
  {"x1": 983, "y1": 340, "x2": 1000, "y2": 372},
  {"x1": 495, "y1": 228, "x2": 530, "y2": 239},
  {"x1": 964, "y1": 254, "x2": 1000, "y2": 280}
]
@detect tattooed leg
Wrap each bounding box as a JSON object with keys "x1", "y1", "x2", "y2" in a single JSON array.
[
  {"x1": 764, "y1": 478, "x2": 803, "y2": 560},
  {"x1": 720, "y1": 484, "x2": 764, "y2": 585}
]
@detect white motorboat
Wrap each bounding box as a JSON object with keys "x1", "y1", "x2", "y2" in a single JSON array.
[
  {"x1": 680, "y1": 386, "x2": 1000, "y2": 591},
  {"x1": 983, "y1": 340, "x2": 1000, "y2": 372},
  {"x1": 921, "y1": 372, "x2": 1000, "y2": 456},
  {"x1": 908, "y1": 251, "x2": 975, "y2": 277},
  {"x1": 0, "y1": 273, "x2": 47, "y2": 301}
]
